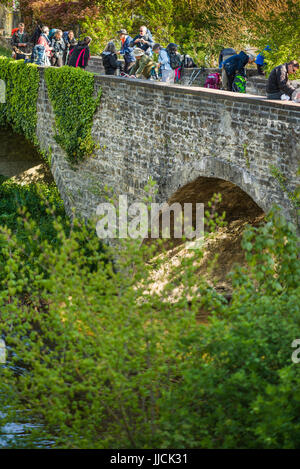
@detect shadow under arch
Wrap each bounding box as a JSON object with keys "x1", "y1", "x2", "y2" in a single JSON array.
[
  {"x1": 157, "y1": 157, "x2": 270, "y2": 215},
  {"x1": 145, "y1": 174, "x2": 266, "y2": 298},
  {"x1": 148, "y1": 175, "x2": 264, "y2": 248}
]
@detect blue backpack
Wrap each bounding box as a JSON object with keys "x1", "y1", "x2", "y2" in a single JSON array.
[
  {"x1": 31, "y1": 45, "x2": 47, "y2": 65},
  {"x1": 63, "y1": 31, "x2": 69, "y2": 43},
  {"x1": 49, "y1": 29, "x2": 57, "y2": 40}
]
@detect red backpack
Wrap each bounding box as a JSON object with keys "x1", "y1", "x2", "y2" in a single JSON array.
[{"x1": 204, "y1": 72, "x2": 221, "y2": 89}]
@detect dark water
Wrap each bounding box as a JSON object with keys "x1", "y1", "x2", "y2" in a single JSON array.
[{"x1": 0, "y1": 128, "x2": 43, "y2": 178}]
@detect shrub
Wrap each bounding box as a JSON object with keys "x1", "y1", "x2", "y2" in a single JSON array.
[
  {"x1": 252, "y1": 0, "x2": 300, "y2": 77},
  {"x1": 44, "y1": 66, "x2": 101, "y2": 163},
  {"x1": 0, "y1": 202, "x2": 299, "y2": 448},
  {"x1": 0, "y1": 45, "x2": 11, "y2": 59},
  {"x1": 0, "y1": 57, "x2": 40, "y2": 142}
]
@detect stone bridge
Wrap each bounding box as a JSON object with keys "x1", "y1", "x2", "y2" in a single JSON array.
[{"x1": 36, "y1": 71, "x2": 300, "y2": 225}]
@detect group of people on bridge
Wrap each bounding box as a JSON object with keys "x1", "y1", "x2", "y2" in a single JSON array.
[
  {"x1": 11, "y1": 22, "x2": 92, "y2": 69},
  {"x1": 10, "y1": 21, "x2": 300, "y2": 101}
]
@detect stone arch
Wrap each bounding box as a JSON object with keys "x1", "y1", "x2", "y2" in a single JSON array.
[
  {"x1": 157, "y1": 157, "x2": 270, "y2": 215},
  {"x1": 146, "y1": 170, "x2": 265, "y2": 291}
]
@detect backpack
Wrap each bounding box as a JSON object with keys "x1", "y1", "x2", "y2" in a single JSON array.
[
  {"x1": 182, "y1": 54, "x2": 197, "y2": 68},
  {"x1": 166, "y1": 44, "x2": 182, "y2": 70},
  {"x1": 63, "y1": 31, "x2": 69, "y2": 43},
  {"x1": 232, "y1": 74, "x2": 246, "y2": 93},
  {"x1": 31, "y1": 45, "x2": 47, "y2": 66},
  {"x1": 49, "y1": 29, "x2": 57, "y2": 40},
  {"x1": 11, "y1": 27, "x2": 19, "y2": 37},
  {"x1": 204, "y1": 72, "x2": 221, "y2": 89}
]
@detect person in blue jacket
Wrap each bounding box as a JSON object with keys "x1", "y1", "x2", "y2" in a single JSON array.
[
  {"x1": 130, "y1": 26, "x2": 154, "y2": 56},
  {"x1": 223, "y1": 51, "x2": 255, "y2": 91},
  {"x1": 218, "y1": 47, "x2": 236, "y2": 68},
  {"x1": 255, "y1": 45, "x2": 271, "y2": 75},
  {"x1": 117, "y1": 29, "x2": 136, "y2": 74}
]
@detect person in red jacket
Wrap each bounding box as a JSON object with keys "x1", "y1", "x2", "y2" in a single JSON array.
[{"x1": 11, "y1": 23, "x2": 31, "y2": 60}]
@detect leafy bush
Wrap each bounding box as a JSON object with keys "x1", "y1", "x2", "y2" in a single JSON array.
[
  {"x1": 0, "y1": 177, "x2": 66, "y2": 245},
  {"x1": 44, "y1": 66, "x2": 101, "y2": 163},
  {"x1": 0, "y1": 202, "x2": 299, "y2": 448},
  {"x1": 252, "y1": 0, "x2": 300, "y2": 77},
  {"x1": 0, "y1": 45, "x2": 11, "y2": 59},
  {"x1": 0, "y1": 57, "x2": 40, "y2": 142}
]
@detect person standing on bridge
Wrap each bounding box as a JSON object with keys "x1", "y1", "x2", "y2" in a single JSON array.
[
  {"x1": 131, "y1": 26, "x2": 154, "y2": 57},
  {"x1": 222, "y1": 51, "x2": 255, "y2": 91},
  {"x1": 50, "y1": 30, "x2": 65, "y2": 67},
  {"x1": 68, "y1": 37, "x2": 92, "y2": 70},
  {"x1": 117, "y1": 29, "x2": 135, "y2": 74},
  {"x1": 102, "y1": 42, "x2": 122, "y2": 75},
  {"x1": 152, "y1": 43, "x2": 175, "y2": 83},
  {"x1": 266, "y1": 60, "x2": 299, "y2": 100},
  {"x1": 11, "y1": 22, "x2": 31, "y2": 60}
]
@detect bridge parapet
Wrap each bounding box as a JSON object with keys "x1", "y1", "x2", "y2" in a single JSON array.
[{"x1": 36, "y1": 72, "x2": 300, "y2": 224}]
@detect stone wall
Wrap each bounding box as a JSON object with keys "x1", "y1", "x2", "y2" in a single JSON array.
[{"x1": 35, "y1": 71, "x2": 300, "y2": 224}]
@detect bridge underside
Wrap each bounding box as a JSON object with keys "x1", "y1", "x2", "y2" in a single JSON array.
[{"x1": 167, "y1": 176, "x2": 264, "y2": 224}]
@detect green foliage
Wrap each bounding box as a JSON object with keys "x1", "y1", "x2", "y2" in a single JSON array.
[
  {"x1": 81, "y1": 7, "x2": 134, "y2": 56},
  {"x1": 270, "y1": 165, "x2": 300, "y2": 225},
  {"x1": 0, "y1": 200, "x2": 299, "y2": 448},
  {"x1": 0, "y1": 45, "x2": 12, "y2": 59},
  {"x1": 0, "y1": 177, "x2": 68, "y2": 294},
  {"x1": 0, "y1": 57, "x2": 40, "y2": 142},
  {"x1": 252, "y1": 0, "x2": 300, "y2": 77},
  {"x1": 44, "y1": 66, "x2": 101, "y2": 163},
  {"x1": 0, "y1": 177, "x2": 66, "y2": 246}
]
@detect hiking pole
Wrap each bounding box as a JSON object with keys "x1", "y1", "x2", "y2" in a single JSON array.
[
  {"x1": 188, "y1": 66, "x2": 205, "y2": 86},
  {"x1": 65, "y1": 47, "x2": 70, "y2": 65}
]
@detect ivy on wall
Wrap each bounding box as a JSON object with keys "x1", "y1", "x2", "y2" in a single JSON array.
[
  {"x1": 44, "y1": 66, "x2": 101, "y2": 164},
  {"x1": 0, "y1": 57, "x2": 40, "y2": 143}
]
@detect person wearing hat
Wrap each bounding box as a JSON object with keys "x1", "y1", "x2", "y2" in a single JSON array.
[
  {"x1": 117, "y1": 29, "x2": 135, "y2": 74},
  {"x1": 129, "y1": 48, "x2": 157, "y2": 79}
]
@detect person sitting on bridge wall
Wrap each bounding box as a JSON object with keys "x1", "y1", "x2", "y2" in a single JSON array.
[
  {"x1": 129, "y1": 48, "x2": 158, "y2": 79},
  {"x1": 222, "y1": 51, "x2": 255, "y2": 91},
  {"x1": 68, "y1": 36, "x2": 92, "y2": 70},
  {"x1": 117, "y1": 29, "x2": 135, "y2": 75},
  {"x1": 266, "y1": 60, "x2": 299, "y2": 100},
  {"x1": 11, "y1": 22, "x2": 31, "y2": 60},
  {"x1": 130, "y1": 26, "x2": 154, "y2": 57}
]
